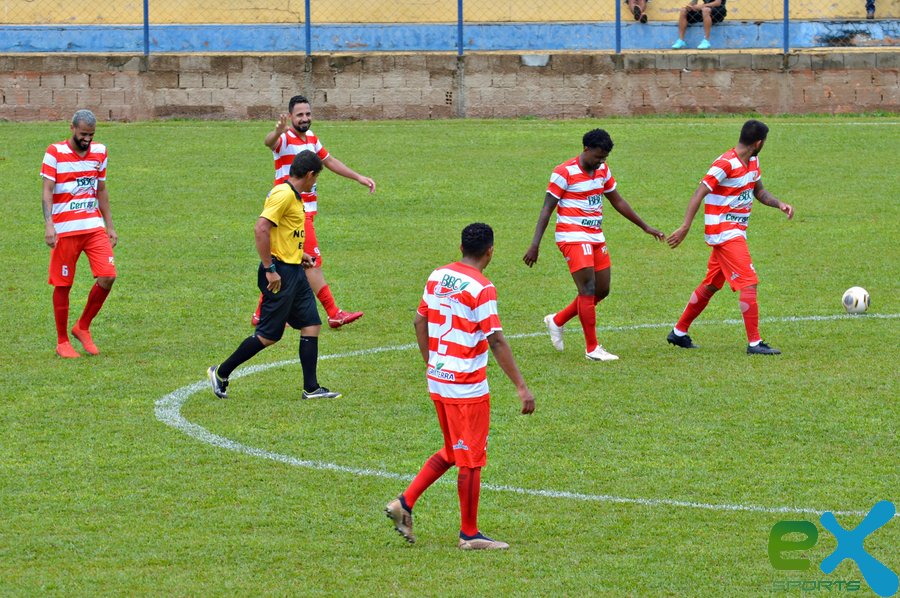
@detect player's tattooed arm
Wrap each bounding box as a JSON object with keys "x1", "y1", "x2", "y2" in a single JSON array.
[{"x1": 754, "y1": 180, "x2": 794, "y2": 219}]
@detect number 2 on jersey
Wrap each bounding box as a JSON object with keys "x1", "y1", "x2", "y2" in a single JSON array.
[{"x1": 435, "y1": 299, "x2": 453, "y2": 356}]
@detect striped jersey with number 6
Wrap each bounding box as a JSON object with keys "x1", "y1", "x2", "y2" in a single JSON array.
[
  {"x1": 548, "y1": 156, "x2": 617, "y2": 244},
  {"x1": 417, "y1": 262, "x2": 502, "y2": 403}
]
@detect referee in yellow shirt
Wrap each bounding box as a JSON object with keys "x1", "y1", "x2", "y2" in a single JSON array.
[{"x1": 208, "y1": 150, "x2": 342, "y2": 400}]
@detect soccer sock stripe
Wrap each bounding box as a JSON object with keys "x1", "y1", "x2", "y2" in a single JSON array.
[
  {"x1": 739, "y1": 287, "x2": 761, "y2": 344},
  {"x1": 53, "y1": 286, "x2": 71, "y2": 343},
  {"x1": 675, "y1": 285, "x2": 716, "y2": 333},
  {"x1": 403, "y1": 452, "x2": 451, "y2": 509},
  {"x1": 77, "y1": 282, "x2": 111, "y2": 330},
  {"x1": 577, "y1": 294, "x2": 598, "y2": 352},
  {"x1": 316, "y1": 285, "x2": 340, "y2": 319}
]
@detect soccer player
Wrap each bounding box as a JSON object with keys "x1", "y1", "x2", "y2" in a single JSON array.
[
  {"x1": 208, "y1": 151, "x2": 341, "y2": 401},
  {"x1": 666, "y1": 119, "x2": 794, "y2": 355},
  {"x1": 250, "y1": 94, "x2": 375, "y2": 329},
  {"x1": 41, "y1": 109, "x2": 118, "y2": 358},
  {"x1": 385, "y1": 223, "x2": 535, "y2": 550},
  {"x1": 523, "y1": 129, "x2": 665, "y2": 361}
]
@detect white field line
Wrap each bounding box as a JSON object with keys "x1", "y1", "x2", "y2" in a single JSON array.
[{"x1": 155, "y1": 312, "x2": 899, "y2": 518}]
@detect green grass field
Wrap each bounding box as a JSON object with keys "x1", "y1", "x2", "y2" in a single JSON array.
[{"x1": 0, "y1": 115, "x2": 897, "y2": 596}]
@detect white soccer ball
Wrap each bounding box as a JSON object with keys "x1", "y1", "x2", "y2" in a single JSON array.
[{"x1": 842, "y1": 286, "x2": 870, "y2": 314}]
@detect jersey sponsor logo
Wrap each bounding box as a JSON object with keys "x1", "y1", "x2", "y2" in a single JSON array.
[
  {"x1": 69, "y1": 199, "x2": 98, "y2": 211},
  {"x1": 452, "y1": 439, "x2": 469, "y2": 451},
  {"x1": 731, "y1": 189, "x2": 754, "y2": 209},
  {"x1": 580, "y1": 218, "x2": 603, "y2": 227},
  {"x1": 434, "y1": 274, "x2": 470, "y2": 298},
  {"x1": 586, "y1": 193, "x2": 603, "y2": 207},
  {"x1": 428, "y1": 363, "x2": 456, "y2": 381},
  {"x1": 731, "y1": 272, "x2": 740, "y2": 280},
  {"x1": 724, "y1": 214, "x2": 750, "y2": 223}
]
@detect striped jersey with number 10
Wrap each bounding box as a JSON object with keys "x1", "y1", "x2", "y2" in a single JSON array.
[
  {"x1": 41, "y1": 140, "x2": 108, "y2": 238},
  {"x1": 702, "y1": 148, "x2": 761, "y2": 246},
  {"x1": 547, "y1": 156, "x2": 617, "y2": 244},
  {"x1": 272, "y1": 128, "x2": 330, "y2": 217},
  {"x1": 417, "y1": 262, "x2": 502, "y2": 403}
]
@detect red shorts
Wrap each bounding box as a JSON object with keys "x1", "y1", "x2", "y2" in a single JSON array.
[
  {"x1": 304, "y1": 217, "x2": 322, "y2": 267},
  {"x1": 433, "y1": 398, "x2": 490, "y2": 468},
  {"x1": 703, "y1": 237, "x2": 758, "y2": 291},
  {"x1": 48, "y1": 229, "x2": 116, "y2": 286},
  {"x1": 558, "y1": 241, "x2": 611, "y2": 273}
]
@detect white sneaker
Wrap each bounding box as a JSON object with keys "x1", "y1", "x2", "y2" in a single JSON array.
[
  {"x1": 585, "y1": 345, "x2": 619, "y2": 361},
  {"x1": 543, "y1": 314, "x2": 564, "y2": 351}
]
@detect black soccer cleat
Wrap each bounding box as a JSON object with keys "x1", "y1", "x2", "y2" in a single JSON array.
[
  {"x1": 747, "y1": 341, "x2": 781, "y2": 355},
  {"x1": 667, "y1": 330, "x2": 699, "y2": 349},
  {"x1": 207, "y1": 365, "x2": 229, "y2": 399},
  {"x1": 302, "y1": 386, "x2": 343, "y2": 400}
]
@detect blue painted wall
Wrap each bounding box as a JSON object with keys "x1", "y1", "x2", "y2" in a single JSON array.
[{"x1": 0, "y1": 20, "x2": 896, "y2": 54}]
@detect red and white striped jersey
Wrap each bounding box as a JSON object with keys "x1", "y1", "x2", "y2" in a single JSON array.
[
  {"x1": 547, "y1": 157, "x2": 617, "y2": 244},
  {"x1": 41, "y1": 140, "x2": 108, "y2": 238},
  {"x1": 417, "y1": 262, "x2": 502, "y2": 403},
  {"x1": 702, "y1": 149, "x2": 760, "y2": 246},
  {"x1": 272, "y1": 128, "x2": 330, "y2": 217}
]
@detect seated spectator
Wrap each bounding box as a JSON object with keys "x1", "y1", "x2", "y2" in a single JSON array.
[
  {"x1": 671, "y1": 0, "x2": 727, "y2": 50},
  {"x1": 626, "y1": 0, "x2": 649, "y2": 23},
  {"x1": 866, "y1": 0, "x2": 875, "y2": 19}
]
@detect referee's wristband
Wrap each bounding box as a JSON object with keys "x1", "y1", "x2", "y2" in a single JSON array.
[{"x1": 263, "y1": 262, "x2": 277, "y2": 273}]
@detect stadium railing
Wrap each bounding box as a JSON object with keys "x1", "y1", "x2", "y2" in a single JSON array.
[{"x1": 0, "y1": 0, "x2": 896, "y2": 54}]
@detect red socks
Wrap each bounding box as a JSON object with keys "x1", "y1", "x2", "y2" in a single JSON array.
[
  {"x1": 403, "y1": 452, "x2": 452, "y2": 509},
  {"x1": 675, "y1": 285, "x2": 716, "y2": 333},
  {"x1": 553, "y1": 298, "x2": 578, "y2": 327},
  {"x1": 316, "y1": 284, "x2": 339, "y2": 319},
  {"x1": 53, "y1": 286, "x2": 71, "y2": 343},
  {"x1": 458, "y1": 466, "x2": 481, "y2": 537},
  {"x1": 576, "y1": 294, "x2": 598, "y2": 352},
  {"x1": 739, "y1": 286, "x2": 761, "y2": 344},
  {"x1": 77, "y1": 283, "x2": 111, "y2": 330}
]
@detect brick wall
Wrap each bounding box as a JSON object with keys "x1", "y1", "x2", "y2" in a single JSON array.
[{"x1": 0, "y1": 52, "x2": 897, "y2": 122}]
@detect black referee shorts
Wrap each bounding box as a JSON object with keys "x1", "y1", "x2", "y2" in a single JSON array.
[{"x1": 255, "y1": 260, "x2": 321, "y2": 341}]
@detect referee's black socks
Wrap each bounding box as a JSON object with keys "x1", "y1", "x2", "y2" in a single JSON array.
[
  {"x1": 299, "y1": 335, "x2": 319, "y2": 392},
  {"x1": 218, "y1": 335, "x2": 266, "y2": 379}
]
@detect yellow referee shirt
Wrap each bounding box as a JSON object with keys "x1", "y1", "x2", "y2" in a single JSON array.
[{"x1": 259, "y1": 182, "x2": 306, "y2": 264}]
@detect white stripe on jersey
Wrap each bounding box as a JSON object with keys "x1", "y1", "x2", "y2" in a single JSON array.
[
  {"x1": 52, "y1": 199, "x2": 98, "y2": 215},
  {"x1": 52, "y1": 160, "x2": 107, "y2": 175},
  {"x1": 52, "y1": 181, "x2": 99, "y2": 195},
  {"x1": 426, "y1": 325, "x2": 483, "y2": 349},
  {"x1": 430, "y1": 352, "x2": 489, "y2": 374},
  {"x1": 556, "y1": 215, "x2": 603, "y2": 227},
  {"x1": 705, "y1": 230, "x2": 747, "y2": 245},
  {"x1": 54, "y1": 217, "x2": 106, "y2": 234},
  {"x1": 554, "y1": 230, "x2": 606, "y2": 244},
  {"x1": 427, "y1": 378, "x2": 490, "y2": 399}
]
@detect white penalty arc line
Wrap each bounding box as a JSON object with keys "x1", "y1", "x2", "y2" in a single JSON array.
[{"x1": 155, "y1": 312, "x2": 900, "y2": 519}]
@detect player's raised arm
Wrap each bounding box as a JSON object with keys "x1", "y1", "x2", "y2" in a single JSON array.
[
  {"x1": 523, "y1": 192, "x2": 559, "y2": 267},
  {"x1": 487, "y1": 331, "x2": 535, "y2": 414},
  {"x1": 264, "y1": 113, "x2": 290, "y2": 149},
  {"x1": 668, "y1": 183, "x2": 710, "y2": 248},
  {"x1": 605, "y1": 189, "x2": 665, "y2": 241}
]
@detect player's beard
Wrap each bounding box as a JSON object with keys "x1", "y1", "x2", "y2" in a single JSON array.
[
  {"x1": 295, "y1": 121, "x2": 311, "y2": 134},
  {"x1": 74, "y1": 137, "x2": 91, "y2": 151}
]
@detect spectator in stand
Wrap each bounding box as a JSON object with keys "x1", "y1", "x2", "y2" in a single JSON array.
[
  {"x1": 866, "y1": 0, "x2": 875, "y2": 19},
  {"x1": 626, "y1": 0, "x2": 649, "y2": 23},
  {"x1": 671, "y1": 0, "x2": 727, "y2": 50}
]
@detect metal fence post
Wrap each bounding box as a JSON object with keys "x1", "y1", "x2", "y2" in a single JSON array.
[
  {"x1": 305, "y1": 0, "x2": 312, "y2": 56},
  {"x1": 457, "y1": 0, "x2": 465, "y2": 56},
  {"x1": 615, "y1": 0, "x2": 621, "y2": 54},
  {"x1": 783, "y1": 0, "x2": 789, "y2": 53},
  {"x1": 143, "y1": 0, "x2": 150, "y2": 56}
]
